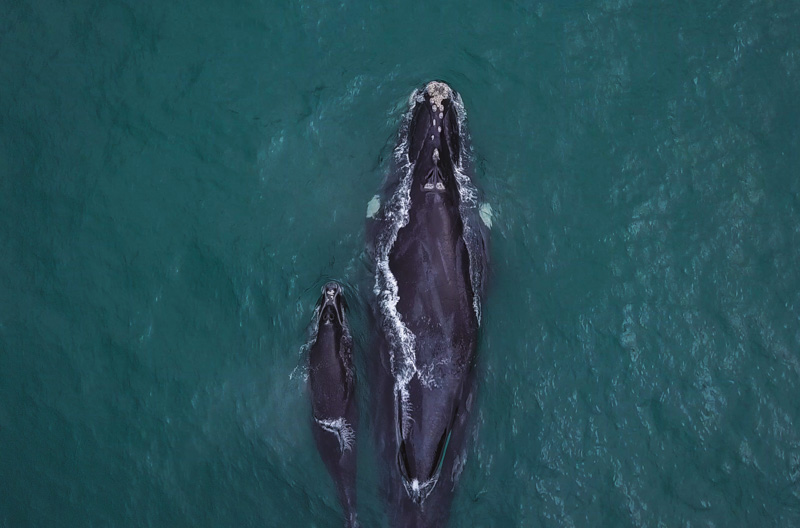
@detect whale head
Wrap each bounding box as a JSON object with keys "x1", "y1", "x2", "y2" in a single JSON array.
[
  {"x1": 407, "y1": 81, "x2": 462, "y2": 202},
  {"x1": 319, "y1": 281, "x2": 346, "y2": 328}
]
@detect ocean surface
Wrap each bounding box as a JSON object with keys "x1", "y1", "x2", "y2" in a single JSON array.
[{"x1": 2, "y1": 0, "x2": 799, "y2": 526}]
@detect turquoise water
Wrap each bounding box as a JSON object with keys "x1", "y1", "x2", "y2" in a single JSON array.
[{"x1": 2, "y1": 0, "x2": 799, "y2": 526}]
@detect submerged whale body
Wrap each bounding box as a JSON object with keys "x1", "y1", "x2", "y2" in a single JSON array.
[
  {"x1": 307, "y1": 282, "x2": 359, "y2": 528},
  {"x1": 368, "y1": 81, "x2": 489, "y2": 527}
]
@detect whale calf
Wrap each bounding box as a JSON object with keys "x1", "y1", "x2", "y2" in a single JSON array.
[
  {"x1": 308, "y1": 281, "x2": 359, "y2": 528},
  {"x1": 368, "y1": 81, "x2": 489, "y2": 527}
]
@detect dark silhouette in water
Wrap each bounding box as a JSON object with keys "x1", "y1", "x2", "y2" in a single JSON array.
[
  {"x1": 368, "y1": 81, "x2": 489, "y2": 527},
  {"x1": 308, "y1": 282, "x2": 359, "y2": 528}
]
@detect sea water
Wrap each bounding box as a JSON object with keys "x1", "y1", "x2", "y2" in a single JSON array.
[{"x1": 1, "y1": 0, "x2": 799, "y2": 526}]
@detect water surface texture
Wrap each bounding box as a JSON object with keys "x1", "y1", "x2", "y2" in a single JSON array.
[{"x1": 2, "y1": 0, "x2": 800, "y2": 526}]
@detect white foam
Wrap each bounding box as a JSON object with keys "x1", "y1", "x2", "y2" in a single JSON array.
[
  {"x1": 291, "y1": 303, "x2": 323, "y2": 381},
  {"x1": 315, "y1": 417, "x2": 355, "y2": 453},
  {"x1": 401, "y1": 473, "x2": 440, "y2": 505},
  {"x1": 450, "y1": 91, "x2": 486, "y2": 326},
  {"x1": 374, "y1": 91, "x2": 421, "y2": 440}
]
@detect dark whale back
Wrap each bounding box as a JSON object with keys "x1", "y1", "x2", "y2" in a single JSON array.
[
  {"x1": 309, "y1": 302, "x2": 352, "y2": 418},
  {"x1": 307, "y1": 282, "x2": 359, "y2": 528},
  {"x1": 369, "y1": 81, "x2": 489, "y2": 527}
]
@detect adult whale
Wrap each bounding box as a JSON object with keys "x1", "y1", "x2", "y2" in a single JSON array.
[
  {"x1": 307, "y1": 282, "x2": 359, "y2": 528},
  {"x1": 367, "y1": 81, "x2": 489, "y2": 527}
]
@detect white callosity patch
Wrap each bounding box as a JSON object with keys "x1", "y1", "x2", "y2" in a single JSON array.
[
  {"x1": 315, "y1": 417, "x2": 355, "y2": 453},
  {"x1": 426, "y1": 81, "x2": 452, "y2": 113},
  {"x1": 374, "y1": 83, "x2": 487, "y2": 453}
]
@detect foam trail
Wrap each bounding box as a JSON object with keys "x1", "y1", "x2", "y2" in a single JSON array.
[{"x1": 315, "y1": 417, "x2": 355, "y2": 453}]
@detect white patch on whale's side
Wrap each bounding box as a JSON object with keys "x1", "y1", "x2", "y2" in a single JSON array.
[
  {"x1": 479, "y1": 202, "x2": 493, "y2": 228},
  {"x1": 315, "y1": 417, "x2": 355, "y2": 453},
  {"x1": 366, "y1": 195, "x2": 381, "y2": 218}
]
